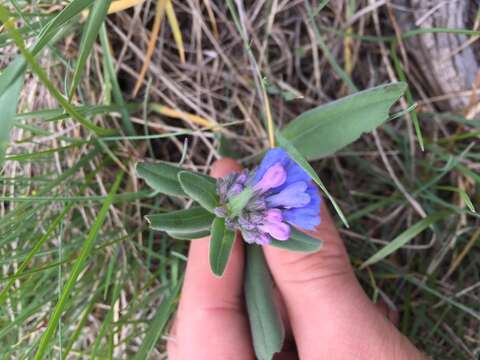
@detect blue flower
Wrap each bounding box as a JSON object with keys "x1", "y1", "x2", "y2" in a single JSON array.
[
  {"x1": 215, "y1": 148, "x2": 322, "y2": 245},
  {"x1": 253, "y1": 148, "x2": 322, "y2": 231}
]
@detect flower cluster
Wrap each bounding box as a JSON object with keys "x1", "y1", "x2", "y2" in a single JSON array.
[{"x1": 214, "y1": 148, "x2": 321, "y2": 245}]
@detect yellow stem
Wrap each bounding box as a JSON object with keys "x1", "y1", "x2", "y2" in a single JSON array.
[
  {"x1": 131, "y1": 0, "x2": 167, "y2": 96},
  {"x1": 108, "y1": 0, "x2": 145, "y2": 14},
  {"x1": 149, "y1": 104, "x2": 218, "y2": 130}
]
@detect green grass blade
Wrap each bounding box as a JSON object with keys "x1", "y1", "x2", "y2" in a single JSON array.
[
  {"x1": 133, "y1": 280, "x2": 182, "y2": 360},
  {"x1": 361, "y1": 211, "x2": 451, "y2": 268},
  {"x1": 0, "y1": 71, "x2": 24, "y2": 167},
  {"x1": 0, "y1": 5, "x2": 112, "y2": 136},
  {"x1": 68, "y1": 0, "x2": 112, "y2": 100},
  {"x1": 99, "y1": 23, "x2": 136, "y2": 136},
  {"x1": 304, "y1": 0, "x2": 357, "y2": 92},
  {"x1": 0, "y1": 0, "x2": 95, "y2": 96},
  {"x1": 32, "y1": 0, "x2": 95, "y2": 55},
  {"x1": 390, "y1": 41, "x2": 424, "y2": 151},
  {"x1": 0, "y1": 205, "x2": 72, "y2": 308},
  {"x1": 33, "y1": 172, "x2": 124, "y2": 359}
]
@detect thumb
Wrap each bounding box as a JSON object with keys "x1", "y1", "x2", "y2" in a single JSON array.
[{"x1": 263, "y1": 202, "x2": 380, "y2": 357}]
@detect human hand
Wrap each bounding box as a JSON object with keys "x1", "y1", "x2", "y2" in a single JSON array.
[{"x1": 167, "y1": 158, "x2": 429, "y2": 360}]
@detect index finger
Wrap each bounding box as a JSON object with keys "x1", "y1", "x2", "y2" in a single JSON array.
[{"x1": 172, "y1": 159, "x2": 254, "y2": 360}]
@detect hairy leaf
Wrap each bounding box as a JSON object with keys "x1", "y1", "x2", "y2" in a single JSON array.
[
  {"x1": 282, "y1": 82, "x2": 407, "y2": 160},
  {"x1": 209, "y1": 217, "x2": 236, "y2": 277},
  {"x1": 147, "y1": 207, "x2": 214, "y2": 233}
]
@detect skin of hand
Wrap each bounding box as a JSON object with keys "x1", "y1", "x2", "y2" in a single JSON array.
[{"x1": 167, "y1": 158, "x2": 429, "y2": 360}]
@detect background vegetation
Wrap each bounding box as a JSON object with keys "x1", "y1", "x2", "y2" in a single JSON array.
[{"x1": 0, "y1": 0, "x2": 479, "y2": 358}]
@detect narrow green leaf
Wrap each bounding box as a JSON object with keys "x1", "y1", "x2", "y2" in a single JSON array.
[
  {"x1": 0, "y1": 0, "x2": 95, "y2": 96},
  {"x1": 0, "y1": 71, "x2": 24, "y2": 167},
  {"x1": 270, "y1": 227, "x2": 322, "y2": 253},
  {"x1": 136, "y1": 161, "x2": 215, "y2": 197},
  {"x1": 167, "y1": 229, "x2": 210, "y2": 240},
  {"x1": 390, "y1": 41, "x2": 424, "y2": 150},
  {"x1": 209, "y1": 217, "x2": 236, "y2": 277},
  {"x1": 133, "y1": 280, "x2": 182, "y2": 360},
  {"x1": 436, "y1": 185, "x2": 476, "y2": 213},
  {"x1": 282, "y1": 82, "x2": 407, "y2": 160},
  {"x1": 34, "y1": 172, "x2": 124, "y2": 360},
  {"x1": 245, "y1": 245, "x2": 285, "y2": 360},
  {"x1": 32, "y1": 0, "x2": 95, "y2": 55},
  {"x1": 178, "y1": 171, "x2": 219, "y2": 212},
  {"x1": 99, "y1": 24, "x2": 135, "y2": 136},
  {"x1": 69, "y1": 0, "x2": 112, "y2": 99},
  {"x1": 0, "y1": 6, "x2": 111, "y2": 136},
  {"x1": 146, "y1": 207, "x2": 214, "y2": 233},
  {"x1": 0, "y1": 205, "x2": 71, "y2": 307},
  {"x1": 276, "y1": 130, "x2": 349, "y2": 227},
  {"x1": 361, "y1": 211, "x2": 451, "y2": 268},
  {"x1": 304, "y1": 0, "x2": 356, "y2": 92}
]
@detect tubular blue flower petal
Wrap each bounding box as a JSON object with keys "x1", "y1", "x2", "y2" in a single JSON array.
[
  {"x1": 266, "y1": 181, "x2": 310, "y2": 208},
  {"x1": 283, "y1": 184, "x2": 322, "y2": 230},
  {"x1": 254, "y1": 162, "x2": 287, "y2": 193},
  {"x1": 264, "y1": 208, "x2": 283, "y2": 222}
]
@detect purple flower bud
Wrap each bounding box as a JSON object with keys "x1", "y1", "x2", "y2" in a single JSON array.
[
  {"x1": 214, "y1": 206, "x2": 228, "y2": 218},
  {"x1": 259, "y1": 221, "x2": 290, "y2": 241},
  {"x1": 236, "y1": 170, "x2": 249, "y2": 184},
  {"x1": 227, "y1": 183, "x2": 243, "y2": 197},
  {"x1": 225, "y1": 217, "x2": 236, "y2": 229},
  {"x1": 254, "y1": 162, "x2": 286, "y2": 193},
  {"x1": 238, "y1": 215, "x2": 256, "y2": 230},
  {"x1": 246, "y1": 198, "x2": 266, "y2": 212}
]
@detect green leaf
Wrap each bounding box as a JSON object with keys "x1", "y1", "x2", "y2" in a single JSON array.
[
  {"x1": 270, "y1": 227, "x2": 322, "y2": 253},
  {"x1": 167, "y1": 229, "x2": 210, "y2": 240},
  {"x1": 146, "y1": 207, "x2": 214, "y2": 233},
  {"x1": 361, "y1": 211, "x2": 450, "y2": 268},
  {"x1": 133, "y1": 280, "x2": 182, "y2": 360},
  {"x1": 245, "y1": 245, "x2": 285, "y2": 360},
  {"x1": 178, "y1": 171, "x2": 219, "y2": 213},
  {"x1": 34, "y1": 172, "x2": 124, "y2": 360},
  {"x1": 209, "y1": 217, "x2": 236, "y2": 277},
  {"x1": 282, "y1": 82, "x2": 407, "y2": 160},
  {"x1": 69, "y1": 0, "x2": 112, "y2": 100},
  {"x1": 136, "y1": 161, "x2": 215, "y2": 197},
  {"x1": 0, "y1": 71, "x2": 24, "y2": 167},
  {"x1": 218, "y1": 134, "x2": 240, "y2": 159},
  {"x1": 276, "y1": 130, "x2": 349, "y2": 227}
]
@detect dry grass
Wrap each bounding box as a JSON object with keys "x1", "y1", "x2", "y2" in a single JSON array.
[{"x1": 1, "y1": 0, "x2": 479, "y2": 358}]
